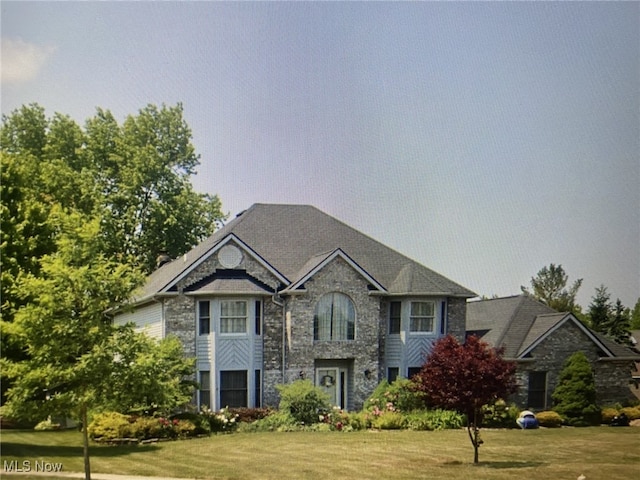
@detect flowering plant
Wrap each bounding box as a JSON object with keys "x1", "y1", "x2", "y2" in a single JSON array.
[
  {"x1": 201, "y1": 406, "x2": 239, "y2": 433},
  {"x1": 318, "y1": 406, "x2": 352, "y2": 431}
]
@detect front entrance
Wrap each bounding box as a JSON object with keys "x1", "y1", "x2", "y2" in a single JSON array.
[{"x1": 315, "y1": 364, "x2": 349, "y2": 409}]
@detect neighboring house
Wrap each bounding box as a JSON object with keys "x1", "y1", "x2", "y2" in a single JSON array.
[
  {"x1": 114, "y1": 203, "x2": 475, "y2": 411},
  {"x1": 630, "y1": 330, "x2": 640, "y2": 401},
  {"x1": 466, "y1": 295, "x2": 640, "y2": 409}
]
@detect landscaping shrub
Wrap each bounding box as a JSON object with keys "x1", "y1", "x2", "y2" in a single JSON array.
[
  {"x1": 240, "y1": 410, "x2": 299, "y2": 432},
  {"x1": 370, "y1": 411, "x2": 406, "y2": 430},
  {"x1": 227, "y1": 407, "x2": 272, "y2": 423},
  {"x1": 170, "y1": 411, "x2": 211, "y2": 435},
  {"x1": 481, "y1": 399, "x2": 519, "y2": 429},
  {"x1": 88, "y1": 412, "x2": 131, "y2": 440},
  {"x1": 403, "y1": 409, "x2": 465, "y2": 431},
  {"x1": 364, "y1": 378, "x2": 424, "y2": 413},
  {"x1": 551, "y1": 351, "x2": 600, "y2": 426},
  {"x1": 276, "y1": 379, "x2": 330, "y2": 425},
  {"x1": 601, "y1": 407, "x2": 620, "y2": 425},
  {"x1": 536, "y1": 411, "x2": 563, "y2": 428},
  {"x1": 172, "y1": 419, "x2": 196, "y2": 438},
  {"x1": 201, "y1": 406, "x2": 240, "y2": 433},
  {"x1": 89, "y1": 412, "x2": 199, "y2": 441},
  {"x1": 346, "y1": 411, "x2": 370, "y2": 431},
  {"x1": 620, "y1": 406, "x2": 640, "y2": 420},
  {"x1": 317, "y1": 407, "x2": 361, "y2": 431}
]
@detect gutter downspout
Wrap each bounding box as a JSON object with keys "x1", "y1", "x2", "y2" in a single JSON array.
[{"x1": 272, "y1": 292, "x2": 286, "y2": 383}]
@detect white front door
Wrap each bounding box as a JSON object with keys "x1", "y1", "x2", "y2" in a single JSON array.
[{"x1": 316, "y1": 368, "x2": 346, "y2": 408}]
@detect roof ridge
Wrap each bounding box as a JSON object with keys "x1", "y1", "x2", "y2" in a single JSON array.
[{"x1": 493, "y1": 294, "x2": 526, "y2": 348}]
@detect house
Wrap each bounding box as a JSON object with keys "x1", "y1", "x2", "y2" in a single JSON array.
[
  {"x1": 466, "y1": 295, "x2": 640, "y2": 409},
  {"x1": 114, "y1": 203, "x2": 475, "y2": 411}
]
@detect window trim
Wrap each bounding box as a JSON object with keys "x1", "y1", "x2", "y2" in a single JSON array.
[
  {"x1": 313, "y1": 292, "x2": 356, "y2": 342},
  {"x1": 409, "y1": 300, "x2": 436, "y2": 334},
  {"x1": 389, "y1": 301, "x2": 401, "y2": 335},
  {"x1": 219, "y1": 300, "x2": 248, "y2": 335},
  {"x1": 220, "y1": 370, "x2": 248, "y2": 408},
  {"x1": 199, "y1": 370, "x2": 211, "y2": 409}
]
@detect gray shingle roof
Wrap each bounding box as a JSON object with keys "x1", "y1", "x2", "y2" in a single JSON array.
[
  {"x1": 467, "y1": 295, "x2": 640, "y2": 360},
  {"x1": 136, "y1": 203, "x2": 475, "y2": 301}
]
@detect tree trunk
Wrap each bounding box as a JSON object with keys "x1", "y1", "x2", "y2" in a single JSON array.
[
  {"x1": 81, "y1": 403, "x2": 91, "y2": 480},
  {"x1": 466, "y1": 409, "x2": 480, "y2": 464}
]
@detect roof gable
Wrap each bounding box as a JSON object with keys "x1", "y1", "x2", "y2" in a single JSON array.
[
  {"x1": 136, "y1": 204, "x2": 475, "y2": 302},
  {"x1": 468, "y1": 295, "x2": 640, "y2": 360},
  {"x1": 281, "y1": 248, "x2": 386, "y2": 293},
  {"x1": 518, "y1": 313, "x2": 616, "y2": 358}
]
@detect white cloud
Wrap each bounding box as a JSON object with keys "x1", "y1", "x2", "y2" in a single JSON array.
[{"x1": 1, "y1": 37, "x2": 57, "y2": 85}]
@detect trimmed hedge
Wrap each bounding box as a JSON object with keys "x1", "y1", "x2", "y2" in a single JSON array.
[{"x1": 536, "y1": 411, "x2": 563, "y2": 428}]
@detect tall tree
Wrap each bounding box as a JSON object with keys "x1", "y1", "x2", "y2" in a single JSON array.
[
  {"x1": 588, "y1": 285, "x2": 612, "y2": 334},
  {"x1": 609, "y1": 299, "x2": 632, "y2": 346},
  {"x1": 1, "y1": 103, "x2": 225, "y2": 397},
  {"x1": 521, "y1": 264, "x2": 583, "y2": 314},
  {"x1": 1, "y1": 210, "x2": 194, "y2": 480},
  {"x1": 413, "y1": 335, "x2": 517, "y2": 464},
  {"x1": 630, "y1": 297, "x2": 640, "y2": 330},
  {"x1": 86, "y1": 104, "x2": 226, "y2": 271}
]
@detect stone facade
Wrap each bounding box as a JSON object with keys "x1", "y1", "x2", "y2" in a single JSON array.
[
  {"x1": 511, "y1": 320, "x2": 637, "y2": 408},
  {"x1": 160, "y1": 242, "x2": 474, "y2": 411},
  {"x1": 446, "y1": 297, "x2": 467, "y2": 342},
  {"x1": 283, "y1": 256, "x2": 381, "y2": 410}
]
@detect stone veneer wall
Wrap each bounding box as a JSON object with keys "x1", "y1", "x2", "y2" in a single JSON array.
[
  {"x1": 262, "y1": 298, "x2": 284, "y2": 407},
  {"x1": 447, "y1": 297, "x2": 467, "y2": 342},
  {"x1": 283, "y1": 256, "x2": 381, "y2": 410},
  {"x1": 511, "y1": 320, "x2": 637, "y2": 408},
  {"x1": 164, "y1": 241, "x2": 283, "y2": 398}
]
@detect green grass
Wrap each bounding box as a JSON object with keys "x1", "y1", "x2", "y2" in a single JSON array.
[{"x1": 1, "y1": 427, "x2": 639, "y2": 479}]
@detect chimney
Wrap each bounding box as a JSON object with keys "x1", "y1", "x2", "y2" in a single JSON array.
[{"x1": 156, "y1": 252, "x2": 172, "y2": 269}]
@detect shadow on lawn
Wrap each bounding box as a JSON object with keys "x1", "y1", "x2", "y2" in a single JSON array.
[
  {"x1": 477, "y1": 461, "x2": 547, "y2": 469},
  {"x1": 443, "y1": 460, "x2": 547, "y2": 469},
  {"x1": 0, "y1": 442, "x2": 159, "y2": 458}
]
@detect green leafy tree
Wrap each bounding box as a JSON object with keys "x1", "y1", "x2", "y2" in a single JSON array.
[
  {"x1": 413, "y1": 335, "x2": 517, "y2": 464},
  {"x1": 1, "y1": 103, "x2": 225, "y2": 399},
  {"x1": 521, "y1": 263, "x2": 583, "y2": 314},
  {"x1": 86, "y1": 104, "x2": 225, "y2": 271},
  {"x1": 551, "y1": 351, "x2": 600, "y2": 426},
  {"x1": 630, "y1": 297, "x2": 640, "y2": 330},
  {"x1": 1, "y1": 211, "x2": 194, "y2": 480}
]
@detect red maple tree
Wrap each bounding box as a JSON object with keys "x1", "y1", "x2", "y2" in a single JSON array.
[{"x1": 413, "y1": 335, "x2": 518, "y2": 463}]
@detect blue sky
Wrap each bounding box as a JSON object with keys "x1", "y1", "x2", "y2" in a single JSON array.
[{"x1": 2, "y1": 1, "x2": 639, "y2": 309}]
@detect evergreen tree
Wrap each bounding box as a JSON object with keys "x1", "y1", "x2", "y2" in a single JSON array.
[
  {"x1": 630, "y1": 297, "x2": 640, "y2": 330},
  {"x1": 551, "y1": 351, "x2": 600, "y2": 426},
  {"x1": 588, "y1": 285, "x2": 612, "y2": 333},
  {"x1": 609, "y1": 299, "x2": 632, "y2": 346}
]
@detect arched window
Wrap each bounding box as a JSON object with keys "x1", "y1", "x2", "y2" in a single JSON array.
[{"x1": 314, "y1": 293, "x2": 355, "y2": 341}]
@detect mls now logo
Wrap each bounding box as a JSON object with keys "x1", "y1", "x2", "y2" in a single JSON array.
[{"x1": 4, "y1": 460, "x2": 63, "y2": 473}]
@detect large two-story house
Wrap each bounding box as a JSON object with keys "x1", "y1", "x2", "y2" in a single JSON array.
[{"x1": 114, "y1": 203, "x2": 475, "y2": 411}]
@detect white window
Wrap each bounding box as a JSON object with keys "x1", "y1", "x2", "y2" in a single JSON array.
[
  {"x1": 220, "y1": 300, "x2": 248, "y2": 334},
  {"x1": 314, "y1": 293, "x2": 355, "y2": 341},
  {"x1": 410, "y1": 301, "x2": 435, "y2": 333}
]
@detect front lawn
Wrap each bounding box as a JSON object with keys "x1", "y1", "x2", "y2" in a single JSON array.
[{"x1": 1, "y1": 427, "x2": 639, "y2": 480}]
